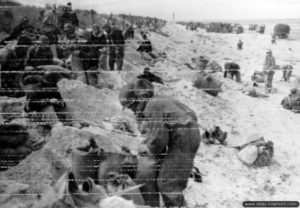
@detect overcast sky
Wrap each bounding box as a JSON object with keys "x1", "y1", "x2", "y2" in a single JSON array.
[{"x1": 19, "y1": 0, "x2": 300, "y2": 21}]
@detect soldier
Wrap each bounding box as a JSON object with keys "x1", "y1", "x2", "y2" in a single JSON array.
[
  {"x1": 90, "y1": 24, "x2": 108, "y2": 71},
  {"x1": 23, "y1": 35, "x2": 71, "y2": 133},
  {"x1": 59, "y1": 3, "x2": 79, "y2": 32},
  {"x1": 237, "y1": 39, "x2": 243, "y2": 50},
  {"x1": 224, "y1": 62, "x2": 241, "y2": 82},
  {"x1": 119, "y1": 79, "x2": 201, "y2": 207},
  {"x1": 124, "y1": 23, "x2": 134, "y2": 40},
  {"x1": 78, "y1": 24, "x2": 107, "y2": 86},
  {"x1": 0, "y1": 35, "x2": 33, "y2": 97},
  {"x1": 137, "y1": 67, "x2": 163, "y2": 84},
  {"x1": 1, "y1": 17, "x2": 34, "y2": 44},
  {"x1": 104, "y1": 23, "x2": 125, "y2": 71},
  {"x1": 263, "y1": 50, "x2": 276, "y2": 93},
  {"x1": 137, "y1": 34, "x2": 152, "y2": 53}
]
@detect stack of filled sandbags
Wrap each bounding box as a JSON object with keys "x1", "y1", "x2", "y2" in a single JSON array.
[{"x1": 193, "y1": 73, "x2": 222, "y2": 96}]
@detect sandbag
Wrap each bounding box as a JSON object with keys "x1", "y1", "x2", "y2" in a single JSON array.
[
  {"x1": 206, "y1": 60, "x2": 222, "y2": 73},
  {"x1": 254, "y1": 141, "x2": 274, "y2": 167},
  {"x1": 0, "y1": 146, "x2": 31, "y2": 171},
  {"x1": 1, "y1": 99, "x2": 25, "y2": 121},
  {"x1": 105, "y1": 172, "x2": 145, "y2": 205},
  {"x1": 71, "y1": 143, "x2": 102, "y2": 184},
  {"x1": 0, "y1": 48, "x2": 12, "y2": 64},
  {"x1": 68, "y1": 172, "x2": 106, "y2": 208},
  {"x1": 98, "y1": 152, "x2": 138, "y2": 185},
  {"x1": 71, "y1": 50, "x2": 88, "y2": 84},
  {"x1": 251, "y1": 71, "x2": 264, "y2": 83},
  {"x1": 193, "y1": 73, "x2": 222, "y2": 96},
  {"x1": 0, "y1": 124, "x2": 29, "y2": 147},
  {"x1": 238, "y1": 145, "x2": 259, "y2": 166}
]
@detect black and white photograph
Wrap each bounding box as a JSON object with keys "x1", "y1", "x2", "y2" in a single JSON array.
[{"x1": 0, "y1": 0, "x2": 299, "y2": 207}]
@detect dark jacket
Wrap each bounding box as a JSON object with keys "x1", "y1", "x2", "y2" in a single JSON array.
[
  {"x1": 109, "y1": 28, "x2": 125, "y2": 46},
  {"x1": 59, "y1": 11, "x2": 79, "y2": 29},
  {"x1": 119, "y1": 80, "x2": 200, "y2": 206},
  {"x1": 137, "y1": 72, "x2": 163, "y2": 84},
  {"x1": 79, "y1": 33, "x2": 107, "y2": 70}
]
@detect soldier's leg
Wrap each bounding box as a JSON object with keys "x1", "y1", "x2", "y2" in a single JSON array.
[
  {"x1": 116, "y1": 46, "x2": 125, "y2": 71},
  {"x1": 99, "y1": 52, "x2": 108, "y2": 71},
  {"x1": 236, "y1": 71, "x2": 242, "y2": 82},
  {"x1": 135, "y1": 155, "x2": 160, "y2": 207},
  {"x1": 109, "y1": 51, "x2": 116, "y2": 71},
  {"x1": 157, "y1": 151, "x2": 192, "y2": 207},
  {"x1": 157, "y1": 123, "x2": 200, "y2": 207}
]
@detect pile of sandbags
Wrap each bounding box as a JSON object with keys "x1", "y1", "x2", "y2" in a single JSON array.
[
  {"x1": 191, "y1": 56, "x2": 222, "y2": 73},
  {"x1": 206, "y1": 60, "x2": 223, "y2": 73},
  {"x1": 32, "y1": 171, "x2": 145, "y2": 208},
  {"x1": 202, "y1": 126, "x2": 227, "y2": 145},
  {"x1": 2, "y1": 124, "x2": 144, "y2": 207},
  {"x1": 193, "y1": 73, "x2": 222, "y2": 96},
  {"x1": 237, "y1": 134, "x2": 274, "y2": 167},
  {"x1": 281, "y1": 88, "x2": 300, "y2": 113},
  {"x1": 0, "y1": 124, "x2": 31, "y2": 171}
]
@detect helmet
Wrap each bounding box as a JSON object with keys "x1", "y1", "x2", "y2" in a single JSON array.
[{"x1": 64, "y1": 23, "x2": 73, "y2": 32}]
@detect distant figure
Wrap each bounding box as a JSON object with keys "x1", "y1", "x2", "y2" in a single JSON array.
[
  {"x1": 90, "y1": 24, "x2": 108, "y2": 71},
  {"x1": 281, "y1": 65, "x2": 293, "y2": 82},
  {"x1": 237, "y1": 40, "x2": 243, "y2": 50},
  {"x1": 137, "y1": 67, "x2": 164, "y2": 84},
  {"x1": 137, "y1": 34, "x2": 152, "y2": 53},
  {"x1": 224, "y1": 62, "x2": 241, "y2": 82},
  {"x1": 271, "y1": 34, "x2": 276, "y2": 45},
  {"x1": 124, "y1": 24, "x2": 134, "y2": 39},
  {"x1": 263, "y1": 50, "x2": 276, "y2": 93}
]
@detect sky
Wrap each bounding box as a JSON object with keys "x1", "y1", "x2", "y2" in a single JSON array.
[{"x1": 19, "y1": 0, "x2": 300, "y2": 21}]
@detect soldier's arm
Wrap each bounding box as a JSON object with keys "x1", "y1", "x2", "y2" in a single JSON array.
[{"x1": 141, "y1": 102, "x2": 169, "y2": 154}]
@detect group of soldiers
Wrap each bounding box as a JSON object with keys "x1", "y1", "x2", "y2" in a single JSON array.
[{"x1": 0, "y1": 4, "x2": 199, "y2": 207}]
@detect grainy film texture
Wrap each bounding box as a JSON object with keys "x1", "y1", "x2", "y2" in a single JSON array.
[{"x1": 0, "y1": 0, "x2": 300, "y2": 207}]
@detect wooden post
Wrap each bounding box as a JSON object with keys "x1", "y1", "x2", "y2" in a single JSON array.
[
  {"x1": 122, "y1": 14, "x2": 125, "y2": 31},
  {"x1": 91, "y1": 9, "x2": 94, "y2": 27}
]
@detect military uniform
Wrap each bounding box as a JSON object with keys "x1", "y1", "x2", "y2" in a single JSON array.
[
  {"x1": 263, "y1": 51, "x2": 276, "y2": 91},
  {"x1": 108, "y1": 27, "x2": 125, "y2": 71},
  {"x1": 78, "y1": 32, "x2": 107, "y2": 86},
  {"x1": 119, "y1": 79, "x2": 201, "y2": 207},
  {"x1": 23, "y1": 40, "x2": 71, "y2": 130}
]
